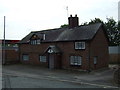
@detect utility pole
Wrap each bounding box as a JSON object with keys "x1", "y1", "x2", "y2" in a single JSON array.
[{"x1": 3, "y1": 16, "x2": 6, "y2": 64}]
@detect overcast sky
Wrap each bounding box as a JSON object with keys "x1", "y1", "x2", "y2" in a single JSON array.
[{"x1": 0, "y1": 0, "x2": 119, "y2": 40}]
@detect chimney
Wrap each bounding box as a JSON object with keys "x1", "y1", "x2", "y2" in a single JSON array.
[{"x1": 68, "y1": 14, "x2": 79, "y2": 28}]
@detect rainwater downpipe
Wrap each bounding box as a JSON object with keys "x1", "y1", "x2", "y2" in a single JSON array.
[{"x1": 88, "y1": 42, "x2": 91, "y2": 72}]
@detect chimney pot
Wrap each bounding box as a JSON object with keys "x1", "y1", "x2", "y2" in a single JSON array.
[{"x1": 75, "y1": 14, "x2": 77, "y2": 17}]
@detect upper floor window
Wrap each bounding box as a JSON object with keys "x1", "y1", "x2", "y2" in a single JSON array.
[
  {"x1": 75, "y1": 42, "x2": 85, "y2": 49},
  {"x1": 37, "y1": 40, "x2": 41, "y2": 44},
  {"x1": 30, "y1": 34, "x2": 41, "y2": 45},
  {"x1": 30, "y1": 39, "x2": 40, "y2": 45}
]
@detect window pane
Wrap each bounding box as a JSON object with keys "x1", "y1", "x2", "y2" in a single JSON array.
[
  {"x1": 70, "y1": 56, "x2": 82, "y2": 66},
  {"x1": 40, "y1": 56, "x2": 46, "y2": 62},
  {"x1": 78, "y1": 42, "x2": 81, "y2": 49},
  {"x1": 78, "y1": 56, "x2": 82, "y2": 65},
  {"x1": 82, "y1": 42, "x2": 85, "y2": 49},
  {"x1": 70, "y1": 56, "x2": 74, "y2": 65},
  {"x1": 75, "y1": 42, "x2": 78, "y2": 49},
  {"x1": 33, "y1": 40, "x2": 35, "y2": 45},
  {"x1": 94, "y1": 57, "x2": 97, "y2": 64},
  {"x1": 75, "y1": 42, "x2": 85, "y2": 49},
  {"x1": 74, "y1": 56, "x2": 78, "y2": 63},
  {"x1": 37, "y1": 40, "x2": 40, "y2": 44},
  {"x1": 23, "y1": 55, "x2": 29, "y2": 61},
  {"x1": 34, "y1": 40, "x2": 36, "y2": 44}
]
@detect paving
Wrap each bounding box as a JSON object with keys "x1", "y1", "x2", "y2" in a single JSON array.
[{"x1": 2, "y1": 64, "x2": 120, "y2": 88}]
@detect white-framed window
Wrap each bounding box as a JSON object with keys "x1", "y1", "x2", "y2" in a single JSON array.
[
  {"x1": 94, "y1": 56, "x2": 97, "y2": 64},
  {"x1": 75, "y1": 42, "x2": 85, "y2": 49},
  {"x1": 39, "y1": 56, "x2": 46, "y2": 62},
  {"x1": 70, "y1": 56, "x2": 82, "y2": 66},
  {"x1": 23, "y1": 54, "x2": 29, "y2": 61}
]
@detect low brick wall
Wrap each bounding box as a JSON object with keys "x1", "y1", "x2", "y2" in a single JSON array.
[{"x1": 2, "y1": 47, "x2": 19, "y2": 64}]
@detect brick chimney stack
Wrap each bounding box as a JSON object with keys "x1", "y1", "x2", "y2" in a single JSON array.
[{"x1": 68, "y1": 14, "x2": 79, "y2": 28}]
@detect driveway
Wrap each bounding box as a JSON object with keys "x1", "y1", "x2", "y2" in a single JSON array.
[{"x1": 2, "y1": 64, "x2": 119, "y2": 88}]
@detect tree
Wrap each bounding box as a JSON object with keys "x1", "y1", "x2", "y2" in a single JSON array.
[
  {"x1": 81, "y1": 22, "x2": 88, "y2": 25},
  {"x1": 60, "y1": 24, "x2": 68, "y2": 28},
  {"x1": 104, "y1": 18, "x2": 120, "y2": 46},
  {"x1": 88, "y1": 18, "x2": 104, "y2": 24}
]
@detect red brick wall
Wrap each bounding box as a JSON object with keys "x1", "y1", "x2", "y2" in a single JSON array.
[
  {"x1": 19, "y1": 43, "x2": 51, "y2": 66},
  {"x1": 19, "y1": 42, "x2": 90, "y2": 70},
  {"x1": 56, "y1": 42, "x2": 90, "y2": 70},
  {"x1": 90, "y1": 27, "x2": 109, "y2": 70}
]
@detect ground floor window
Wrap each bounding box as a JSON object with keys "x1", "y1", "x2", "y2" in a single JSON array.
[
  {"x1": 94, "y1": 56, "x2": 97, "y2": 64},
  {"x1": 70, "y1": 56, "x2": 82, "y2": 66},
  {"x1": 22, "y1": 54, "x2": 29, "y2": 61},
  {"x1": 39, "y1": 56, "x2": 46, "y2": 62}
]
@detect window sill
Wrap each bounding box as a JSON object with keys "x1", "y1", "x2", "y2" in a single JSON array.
[
  {"x1": 70, "y1": 65, "x2": 82, "y2": 66},
  {"x1": 75, "y1": 49, "x2": 85, "y2": 50}
]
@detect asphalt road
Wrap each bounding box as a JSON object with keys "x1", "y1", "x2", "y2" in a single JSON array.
[
  {"x1": 2, "y1": 73, "x2": 103, "y2": 88},
  {"x1": 2, "y1": 64, "x2": 120, "y2": 89}
]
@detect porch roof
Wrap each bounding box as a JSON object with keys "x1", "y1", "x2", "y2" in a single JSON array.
[{"x1": 45, "y1": 45, "x2": 61, "y2": 54}]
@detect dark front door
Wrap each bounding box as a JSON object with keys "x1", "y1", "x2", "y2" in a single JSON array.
[{"x1": 49, "y1": 54, "x2": 54, "y2": 69}]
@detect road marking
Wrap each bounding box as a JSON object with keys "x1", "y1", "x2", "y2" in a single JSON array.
[{"x1": 79, "y1": 82, "x2": 118, "y2": 88}]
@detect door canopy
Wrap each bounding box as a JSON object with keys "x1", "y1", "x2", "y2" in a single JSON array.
[{"x1": 46, "y1": 45, "x2": 61, "y2": 54}]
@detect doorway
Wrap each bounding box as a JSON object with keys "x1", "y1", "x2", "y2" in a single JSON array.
[{"x1": 49, "y1": 54, "x2": 54, "y2": 69}]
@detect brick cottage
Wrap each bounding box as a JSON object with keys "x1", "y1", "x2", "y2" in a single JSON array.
[{"x1": 19, "y1": 15, "x2": 109, "y2": 71}]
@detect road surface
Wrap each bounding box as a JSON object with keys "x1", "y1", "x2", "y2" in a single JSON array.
[{"x1": 2, "y1": 64, "x2": 119, "y2": 89}]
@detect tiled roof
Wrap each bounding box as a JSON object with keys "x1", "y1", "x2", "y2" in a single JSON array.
[{"x1": 19, "y1": 23, "x2": 102, "y2": 43}]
